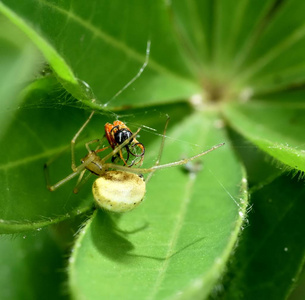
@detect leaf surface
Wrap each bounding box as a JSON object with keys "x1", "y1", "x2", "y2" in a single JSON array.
[
  {"x1": 0, "y1": 76, "x2": 196, "y2": 233},
  {"x1": 218, "y1": 174, "x2": 305, "y2": 300},
  {"x1": 223, "y1": 100, "x2": 305, "y2": 173},
  {"x1": 69, "y1": 111, "x2": 248, "y2": 300},
  {"x1": 0, "y1": 79, "x2": 94, "y2": 233},
  {"x1": 0, "y1": 229, "x2": 67, "y2": 300},
  {"x1": 0, "y1": 0, "x2": 200, "y2": 106},
  {"x1": 0, "y1": 16, "x2": 38, "y2": 138},
  {"x1": 235, "y1": 0, "x2": 305, "y2": 93}
]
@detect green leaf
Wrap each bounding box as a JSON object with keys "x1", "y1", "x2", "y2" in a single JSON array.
[
  {"x1": 0, "y1": 229, "x2": 68, "y2": 300},
  {"x1": 212, "y1": 0, "x2": 276, "y2": 72},
  {"x1": 2, "y1": 1, "x2": 304, "y2": 298},
  {"x1": 0, "y1": 2, "x2": 78, "y2": 85},
  {"x1": 170, "y1": 0, "x2": 277, "y2": 75},
  {"x1": 223, "y1": 100, "x2": 305, "y2": 173},
  {"x1": 0, "y1": 78, "x2": 93, "y2": 233},
  {"x1": 289, "y1": 268, "x2": 305, "y2": 300},
  {"x1": 0, "y1": 0, "x2": 200, "y2": 106},
  {"x1": 217, "y1": 173, "x2": 305, "y2": 300},
  {"x1": 227, "y1": 128, "x2": 283, "y2": 189},
  {"x1": 235, "y1": 0, "x2": 305, "y2": 93},
  {"x1": 0, "y1": 76, "x2": 197, "y2": 233},
  {"x1": 0, "y1": 15, "x2": 39, "y2": 138},
  {"x1": 68, "y1": 111, "x2": 248, "y2": 300}
]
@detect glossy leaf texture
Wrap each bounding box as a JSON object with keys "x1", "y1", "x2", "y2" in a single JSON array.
[
  {"x1": 69, "y1": 112, "x2": 248, "y2": 300},
  {"x1": 3, "y1": 0, "x2": 305, "y2": 106},
  {"x1": 168, "y1": 0, "x2": 276, "y2": 77},
  {"x1": 0, "y1": 0, "x2": 200, "y2": 106},
  {"x1": 0, "y1": 15, "x2": 39, "y2": 138},
  {"x1": 0, "y1": 78, "x2": 93, "y2": 233},
  {"x1": 0, "y1": 228, "x2": 68, "y2": 300},
  {"x1": 215, "y1": 173, "x2": 305, "y2": 300},
  {"x1": 233, "y1": 0, "x2": 305, "y2": 94},
  {"x1": 0, "y1": 76, "x2": 195, "y2": 233},
  {"x1": 223, "y1": 99, "x2": 305, "y2": 173},
  {"x1": 162, "y1": 0, "x2": 305, "y2": 97},
  {"x1": 1, "y1": 0, "x2": 305, "y2": 299}
]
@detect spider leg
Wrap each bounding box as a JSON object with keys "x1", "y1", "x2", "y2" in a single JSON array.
[
  {"x1": 44, "y1": 147, "x2": 70, "y2": 190},
  {"x1": 146, "y1": 116, "x2": 170, "y2": 182},
  {"x1": 73, "y1": 170, "x2": 93, "y2": 194},
  {"x1": 103, "y1": 143, "x2": 225, "y2": 175},
  {"x1": 73, "y1": 169, "x2": 86, "y2": 193},
  {"x1": 71, "y1": 109, "x2": 95, "y2": 171},
  {"x1": 103, "y1": 40, "x2": 150, "y2": 107},
  {"x1": 96, "y1": 145, "x2": 110, "y2": 153},
  {"x1": 126, "y1": 143, "x2": 145, "y2": 166},
  {"x1": 45, "y1": 153, "x2": 96, "y2": 191},
  {"x1": 101, "y1": 128, "x2": 142, "y2": 163},
  {"x1": 85, "y1": 139, "x2": 107, "y2": 152},
  {"x1": 118, "y1": 148, "x2": 129, "y2": 165}
]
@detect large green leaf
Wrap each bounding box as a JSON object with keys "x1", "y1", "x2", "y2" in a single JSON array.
[
  {"x1": 217, "y1": 173, "x2": 305, "y2": 300},
  {"x1": 0, "y1": 0, "x2": 200, "y2": 106},
  {"x1": 227, "y1": 128, "x2": 283, "y2": 189},
  {"x1": 1, "y1": 0, "x2": 305, "y2": 299},
  {"x1": 170, "y1": 0, "x2": 276, "y2": 77},
  {"x1": 235, "y1": 0, "x2": 305, "y2": 93},
  {"x1": 0, "y1": 228, "x2": 67, "y2": 300},
  {"x1": 223, "y1": 100, "x2": 305, "y2": 173},
  {"x1": 167, "y1": 0, "x2": 305, "y2": 98},
  {"x1": 0, "y1": 76, "x2": 196, "y2": 233},
  {"x1": 0, "y1": 15, "x2": 38, "y2": 137},
  {"x1": 0, "y1": 77, "x2": 94, "y2": 233},
  {"x1": 68, "y1": 111, "x2": 248, "y2": 299}
]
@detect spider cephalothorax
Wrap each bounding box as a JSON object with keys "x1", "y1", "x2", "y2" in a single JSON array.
[{"x1": 44, "y1": 115, "x2": 224, "y2": 213}]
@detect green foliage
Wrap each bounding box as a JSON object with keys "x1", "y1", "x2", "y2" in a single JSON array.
[{"x1": 0, "y1": 1, "x2": 304, "y2": 299}]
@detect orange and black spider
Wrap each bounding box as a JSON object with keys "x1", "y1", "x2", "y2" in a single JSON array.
[{"x1": 100, "y1": 120, "x2": 145, "y2": 166}]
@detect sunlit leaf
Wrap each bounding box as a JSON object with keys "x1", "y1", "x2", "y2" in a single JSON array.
[
  {"x1": 235, "y1": 0, "x2": 305, "y2": 94},
  {"x1": 68, "y1": 112, "x2": 248, "y2": 300},
  {"x1": 0, "y1": 77, "x2": 194, "y2": 233},
  {"x1": 0, "y1": 15, "x2": 39, "y2": 138},
  {"x1": 223, "y1": 100, "x2": 305, "y2": 173},
  {"x1": 0, "y1": 0, "x2": 200, "y2": 106},
  {"x1": 1, "y1": 0, "x2": 304, "y2": 299}
]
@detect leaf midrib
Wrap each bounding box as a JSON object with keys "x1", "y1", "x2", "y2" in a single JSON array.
[{"x1": 147, "y1": 174, "x2": 195, "y2": 300}]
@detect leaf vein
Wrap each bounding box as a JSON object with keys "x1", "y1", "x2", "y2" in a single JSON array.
[{"x1": 37, "y1": 0, "x2": 195, "y2": 85}]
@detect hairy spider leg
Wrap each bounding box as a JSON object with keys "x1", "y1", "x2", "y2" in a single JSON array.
[
  {"x1": 44, "y1": 128, "x2": 142, "y2": 192},
  {"x1": 98, "y1": 128, "x2": 142, "y2": 165},
  {"x1": 71, "y1": 109, "x2": 96, "y2": 172},
  {"x1": 127, "y1": 142, "x2": 145, "y2": 166},
  {"x1": 145, "y1": 116, "x2": 170, "y2": 183},
  {"x1": 68, "y1": 40, "x2": 150, "y2": 170},
  {"x1": 44, "y1": 154, "x2": 95, "y2": 192},
  {"x1": 103, "y1": 40, "x2": 150, "y2": 107},
  {"x1": 107, "y1": 123, "x2": 129, "y2": 166},
  {"x1": 104, "y1": 121, "x2": 145, "y2": 166},
  {"x1": 102, "y1": 142, "x2": 225, "y2": 175},
  {"x1": 111, "y1": 121, "x2": 145, "y2": 164}
]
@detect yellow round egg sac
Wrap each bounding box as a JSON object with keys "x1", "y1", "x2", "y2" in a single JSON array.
[{"x1": 92, "y1": 171, "x2": 146, "y2": 213}]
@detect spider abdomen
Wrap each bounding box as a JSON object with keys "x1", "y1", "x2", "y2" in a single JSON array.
[{"x1": 93, "y1": 171, "x2": 146, "y2": 213}]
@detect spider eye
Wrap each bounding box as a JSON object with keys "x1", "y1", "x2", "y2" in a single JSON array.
[{"x1": 115, "y1": 129, "x2": 132, "y2": 145}]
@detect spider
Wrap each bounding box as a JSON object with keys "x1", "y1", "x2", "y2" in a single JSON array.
[{"x1": 44, "y1": 113, "x2": 225, "y2": 213}]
